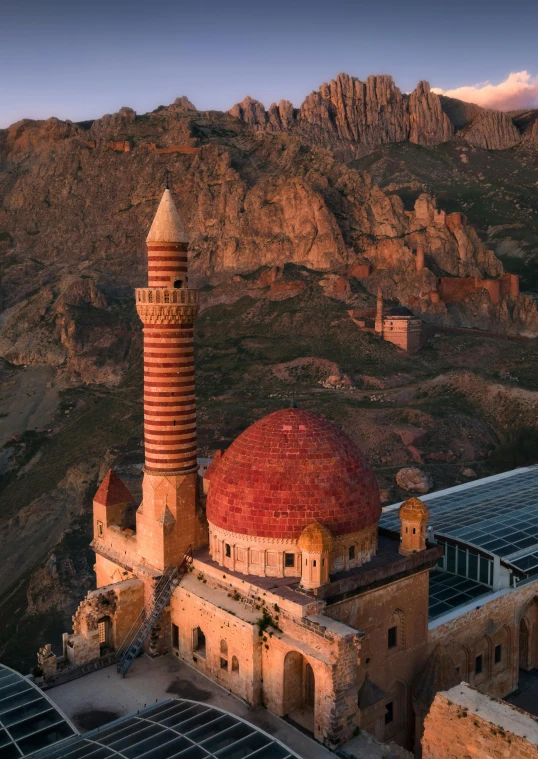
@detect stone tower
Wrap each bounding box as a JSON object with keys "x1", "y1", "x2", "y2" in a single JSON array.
[
  {"x1": 398, "y1": 497, "x2": 429, "y2": 556},
  {"x1": 135, "y1": 188, "x2": 206, "y2": 571},
  {"x1": 374, "y1": 289, "x2": 384, "y2": 335}
]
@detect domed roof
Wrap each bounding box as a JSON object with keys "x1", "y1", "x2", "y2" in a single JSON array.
[
  {"x1": 399, "y1": 497, "x2": 429, "y2": 520},
  {"x1": 206, "y1": 408, "x2": 380, "y2": 540},
  {"x1": 385, "y1": 306, "x2": 414, "y2": 317},
  {"x1": 298, "y1": 522, "x2": 334, "y2": 553}
]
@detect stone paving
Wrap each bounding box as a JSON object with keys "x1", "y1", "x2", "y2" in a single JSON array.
[{"x1": 45, "y1": 652, "x2": 335, "y2": 759}]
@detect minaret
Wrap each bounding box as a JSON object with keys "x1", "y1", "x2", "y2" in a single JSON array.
[
  {"x1": 135, "y1": 187, "x2": 206, "y2": 570},
  {"x1": 374, "y1": 288, "x2": 384, "y2": 335}
]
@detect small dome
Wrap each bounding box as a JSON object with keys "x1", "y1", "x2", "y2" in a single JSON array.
[
  {"x1": 399, "y1": 497, "x2": 429, "y2": 520},
  {"x1": 298, "y1": 522, "x2": 334, "y2": 553},
  {"x1": 385, "y1": 306, "x2": 414, "y2": 317},
  {"x1": 206, "y1": 408, "x2": 380, "y2": 540}
]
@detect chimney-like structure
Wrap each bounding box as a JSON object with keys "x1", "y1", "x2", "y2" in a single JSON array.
[
  {"x1": 374, "y1": 288, "x2": 384, "y2": 335},
  {"x1": 135, "y1": 188, "x2": 206, "y2": 570}
]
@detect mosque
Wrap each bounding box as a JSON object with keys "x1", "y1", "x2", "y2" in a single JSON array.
[{"x1": 39, "y1": 189, "x2": 538, "y2": 754}]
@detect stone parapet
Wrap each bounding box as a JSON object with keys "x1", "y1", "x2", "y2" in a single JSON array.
[{"x1": 135, "y1": 288, "x2": 199, "y2": 324}]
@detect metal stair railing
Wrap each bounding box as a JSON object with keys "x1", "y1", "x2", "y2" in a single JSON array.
[{"x1": 115, "y1": 547, "x2": 192, "y2": 677}]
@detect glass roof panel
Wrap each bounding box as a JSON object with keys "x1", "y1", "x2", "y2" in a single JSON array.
[{"x1": 380, "y1": 467, "x2": 538, "y2": 564}]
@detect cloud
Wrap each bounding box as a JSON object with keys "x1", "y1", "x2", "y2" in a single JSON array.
[{"x1": 432, "y1": 71, "x2": 538, "y2": 111}]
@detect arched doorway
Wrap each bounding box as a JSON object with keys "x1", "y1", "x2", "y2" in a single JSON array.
[
  {"x1": 283, "y1": 651, "x2": 315, "y2": 733},
  {"x1": 520, "y1": 618, "x2": 529, "y2": 670}
]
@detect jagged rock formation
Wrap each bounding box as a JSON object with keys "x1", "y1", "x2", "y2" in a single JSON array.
[
  {"x1": 229, "y1": 72, "x2": 538, "y2": 155},
  {"x1": 461, "y1": 109, "x2": 521, "y2": 150}
]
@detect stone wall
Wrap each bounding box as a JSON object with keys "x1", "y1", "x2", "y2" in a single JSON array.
[
  {"x1": 437, "y1": 274, "x2": 520, "y2": 306},
  {"x1": 429, "y1": 581, "x2": 538, "y2": 700},
  {"x1": 422, "y1": 683, "x2": 538, "y2": 758},
  {"x1": 326, "y1": 569, "x2": 431, "y2": 749}
]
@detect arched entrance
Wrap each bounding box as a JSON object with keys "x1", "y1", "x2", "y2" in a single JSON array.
[{"x1": 283, "y1": 651, "x2": 315, "y2": 733}]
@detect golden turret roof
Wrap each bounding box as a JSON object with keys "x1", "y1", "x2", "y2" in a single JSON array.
[
  {"x1": 146, "y1": 188, "x2": 188, "y2": 244},
  {"x1": 399, "y1": 496, "x2": 430, "y2": 520},
  {"x1": 297, "y1": 522, "x2": 334, "y2": 553}
]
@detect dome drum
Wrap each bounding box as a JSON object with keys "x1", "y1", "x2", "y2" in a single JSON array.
[{"x1": 209, "y1": 523, "x2": 378, "y2": 580}]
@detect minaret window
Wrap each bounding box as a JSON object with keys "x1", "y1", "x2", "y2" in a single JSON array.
[{"x1": 174, "y1": 279, "x2": 183, "y2": 288}]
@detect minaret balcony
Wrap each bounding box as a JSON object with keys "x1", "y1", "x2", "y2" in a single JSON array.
[
  {"x1": 135, "y1": 287, "x2": 199, "y2": 306},
  {"x1": 136, "y1": 287, "x2": 199, "y2": 324}
]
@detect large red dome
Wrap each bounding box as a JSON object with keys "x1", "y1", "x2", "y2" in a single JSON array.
[{"x1": 206, "y1": 408, "x2": 380, "y2": 540}]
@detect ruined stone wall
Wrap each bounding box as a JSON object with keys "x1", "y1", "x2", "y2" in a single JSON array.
[
  {"x1": 422, "y1": 685, "x2": 538, "y2": 759},
  {"x1": 64, "y1": 578, "x2": 144, "y2": 667},
  {"x1": 326, "y1": 569, "x2": 431, "y2": 749},
  {"x1": 429, "y1": 581, "x2": 538, "y2": 699},
  {"x1": 437, "y1": 275, "x2": 519, "y2": 306}
]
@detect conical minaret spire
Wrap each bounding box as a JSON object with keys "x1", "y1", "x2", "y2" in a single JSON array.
[{"x1": 135, "y1": 186, "x2": 205, "y2": 569}]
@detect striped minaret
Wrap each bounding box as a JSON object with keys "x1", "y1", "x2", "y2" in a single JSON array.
[
  {"x1": 135, "y1": 188, "x2": 206, "y2": 570},
  {"x1": 136, "y1": 189, "x2": 198, "y2": 474}
]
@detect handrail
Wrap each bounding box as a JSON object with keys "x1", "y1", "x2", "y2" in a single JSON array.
[{"x1": 115, "y1": 547, "x2": 193, "y2": 667}]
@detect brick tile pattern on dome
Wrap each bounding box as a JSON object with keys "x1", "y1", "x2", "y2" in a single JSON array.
[{"x1": 206, "y1": 408, "x2": 381, "y2": 539}]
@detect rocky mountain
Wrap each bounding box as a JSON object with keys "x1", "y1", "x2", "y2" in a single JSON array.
[
  {"x1": 229, "y1": 72, "x2": 538, "y2": 158},
  {"x1": 1, "y1": 72, "x2": 538, "y2": 671}
]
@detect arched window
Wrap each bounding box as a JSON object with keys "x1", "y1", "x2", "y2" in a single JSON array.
[
  {"x1": 387, "y1": 609, "x2": 406, "y2": 651},
  {"x1": 155, "y1": 291, "x2": 161, "y2": 304},
  {"x1": 231, "y1": 656, "x2": 239, "y2": 673},
  {"x1": 164, "y1": 291, "x2": 170, "y2": 303},
  {"x1": 148, "y1": 291, "x2": 153, "y2": 303}
]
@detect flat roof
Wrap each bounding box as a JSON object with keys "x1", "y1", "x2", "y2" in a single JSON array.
[
  {"x1": 381, "y1": 466, "x2": 538, "y2": 570},
  {"x1": 0, "y1": 663, "x2": 77, "y2": 758},
  {"x1": 32, "y1": 698, "x2": 301, "y2": 759}
]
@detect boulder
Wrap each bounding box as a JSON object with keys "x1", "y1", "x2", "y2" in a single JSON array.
[{"x1": 396, "y1": 467, "x2": 433, "y2": 494}]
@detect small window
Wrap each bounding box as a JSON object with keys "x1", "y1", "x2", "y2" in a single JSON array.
[
  {"x1": 174, "y1": 279, "x2": 183, "y2": 288},
  {"x1": 220, "y1": 658, "x2": 228, "y2": 670},
  {"x1": 349, "y1": 546, "x2": 355, "y2": 560},
  {"x1": 172, "y1": 624, "x2": 179, "y2": 650},
  {"x1": 495, "y1": 645, "x2": 502, "y2": 664},
  {"x1": 97, "y1": 520, "x2": 103, "y2": 537},
  {"x1": 284, "y1": 553, "x2": 295, "y2": 568},
  {"x1": 475, "y1": 655, "x2": 483, "y2": 675},
  {"x1": 388, "y1": 626, "x2": 397, "y2": 649},
  {"x1": 313, "y1": 560, "x2": 317, "y2": 567},
  {"x1": 225, "y1": 544, "x2": 231, "y2": 558},
  {"x1": 385, "y1": 701, "x2": 394, "y2": 725},
  {"x1": 220, "y1": 640, "x2": 228, "y2": 655},
  {"x1": 413, "y1": 528, "x2": 416, "y2": 534},
  {"x1": 455, "y1": 666, "x2": 460, "y2": 676},
  {"x1": 193, "y1": 627, "x2": 206, "y2": 657},
  {"x1": 232, "y1": 656, "x2": 239, "y2": 673}
]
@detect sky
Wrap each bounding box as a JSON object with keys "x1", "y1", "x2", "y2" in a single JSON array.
[{"x1": 1, "y1": 0, "x2": 538, "y2": 128}]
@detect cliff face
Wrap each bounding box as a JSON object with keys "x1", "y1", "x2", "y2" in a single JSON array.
[
  {"x1": 0, "y1": 98, "x2": 535, "y2": 389},
  {"x1": 230, "y1": 72, "x2": 538, "y2": 155}
]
